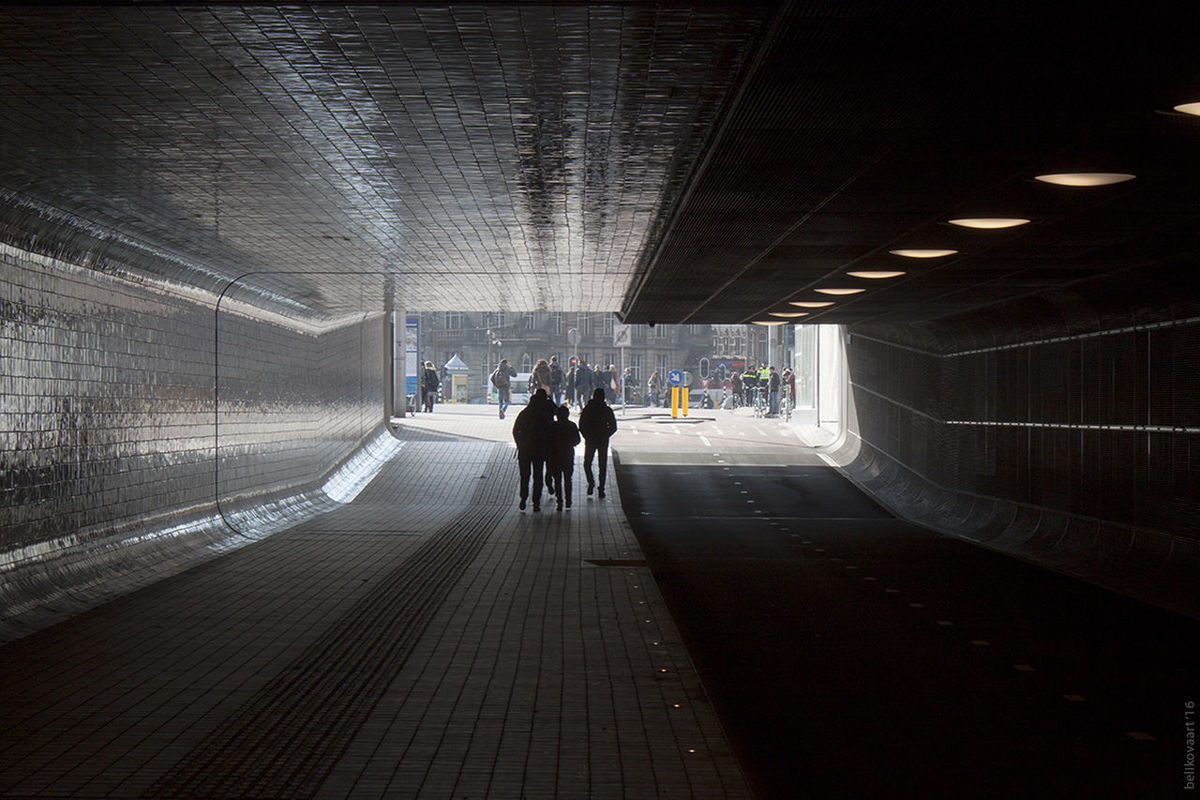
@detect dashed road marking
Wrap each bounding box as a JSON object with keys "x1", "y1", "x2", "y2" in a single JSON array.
[{"x1": 699, "y1": 435, "x2": 711, "y2": 447}]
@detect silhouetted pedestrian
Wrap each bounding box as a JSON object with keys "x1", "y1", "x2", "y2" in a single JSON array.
[
  {"x1": 550, "y1": 405, "x2": 580, "y2": 510},
  {"x1": 512, "y1": 388, "x2": 556, "y2": 512},
  {"x1": 579, "y1": 387, "x2": 617, "y2": 498}
]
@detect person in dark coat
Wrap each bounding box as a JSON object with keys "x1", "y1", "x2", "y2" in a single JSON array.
[
  {"x1": 491, "y1": 358, "x2": 517, "y2": 419},
  {"x1": 578, "y1": 387, "x2": 618, "y2": 498},
  {"x1": 565, "y1": 361, "x2": 577, "y2": 409},
  {"x1": 549, "y1": 355, "x2": 565, "y2": 406},
  {"x1": 512, "y1": 388, "x2": 555, "y2": 511},
  {"x1": 422, "y1": 361, "x2": 439, "y2": 412},
  {"x1": 768, "y1": 365, "x2": 781, "y2": 416},
  {"x1": 604, "y1": 364, "x2": 618, "y2": 404},
  {"x1": 573, "y1": 360, "x2": 593, "y2": 409},
  {"x1": 549, "y1": 405, "x2": 580, "y2": 510}
]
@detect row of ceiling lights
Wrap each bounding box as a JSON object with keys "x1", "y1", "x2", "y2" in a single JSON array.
[{"x1": 749, "y1": 169, "x2": 1142, "y2": 326}]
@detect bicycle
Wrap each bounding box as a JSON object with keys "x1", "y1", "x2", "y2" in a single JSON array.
[
  {"x1": 779, "y1": 392, "x2": 792, "y2": 421},
  {"x1": 753, "y1": 386, "x2": 768, "y2": 418}
]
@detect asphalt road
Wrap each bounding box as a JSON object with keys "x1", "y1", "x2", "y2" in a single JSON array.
[{"x1": 612, "y1": 411, "x2": 1199, "y2": 799}]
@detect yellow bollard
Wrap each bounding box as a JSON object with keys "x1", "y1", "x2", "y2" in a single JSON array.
[
  {"x1": 682, "y1": 387, "x2": 689, "y2": 416},
  {"x1": 671, "y1": 386, "x2": 679, "y2": 418}
]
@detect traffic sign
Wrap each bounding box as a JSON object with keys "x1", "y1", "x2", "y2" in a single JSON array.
[
  {"x1": 667, "y1": 369, "x2": 683, "y2": 386},
  {"x1": 612, "y1": 322, "x2": 632, "y2": 348}
]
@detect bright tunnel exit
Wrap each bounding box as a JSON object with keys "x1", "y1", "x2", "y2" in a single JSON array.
[{"x1": 388, "y1": 311, "x2": 849, "y2": 438}]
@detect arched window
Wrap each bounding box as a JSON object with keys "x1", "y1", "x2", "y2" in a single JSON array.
[{"x1": 521, "y1": 353, "x2": 532, "y2": 372}]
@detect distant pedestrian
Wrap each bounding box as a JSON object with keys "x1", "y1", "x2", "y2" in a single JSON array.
[
  {"x1": 740, "y1": 369, "x2": 756, "y2": 406},
  {"x1": 605, "y1": 364, "x2": 618, "y2": 404},
  {"x1": 549, "y1": 356, "x2": 565, "y2": 406},
  {"x1": 565, "y1": 361, "x2": 578, "y2": 408},
  {"x1": 574, "y1": 360, "x2": 593, "y2": 409},
  {"x1": 768, "y1": 366, "x2": 781, "y2": 416},
  {"x1": 579, "y1": 387, "x2": 618, "y2": 498},
  {"x1": 533, "y1": 358, "x2": 552, "y2": 395},
  {"x1": 512, "y1": 388, "x2": 555, "y2": 512},
  {"x1": 647, "y1": 371, "x2": 662, "y2": 407},
  {"x1": 550, "y1": 405, "x2": 581, "y2": 511},
  {"x1": 490, "y1": 358, "x2": 517, "y2": 419},
  {"x1": 422, "y1": 361, "x2": 439, "y2": 412},
  {"x1": 622, "y1": 367, "x2": 636, "y2": 405}
]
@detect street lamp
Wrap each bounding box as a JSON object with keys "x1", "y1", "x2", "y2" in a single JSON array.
[
  {"x1": 567, "y1": 327, "x2": 580, "y2": 366},
  {"x1": 487, "y1": 328, "x2": 503, "y2": 375}
]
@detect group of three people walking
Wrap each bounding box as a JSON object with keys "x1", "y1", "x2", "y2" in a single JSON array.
[{"x1": 512, "y1": 386, "x2": 617, "y2": 513}]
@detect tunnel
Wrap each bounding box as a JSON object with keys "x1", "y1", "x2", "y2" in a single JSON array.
[{"x1": 0, "y1": 3, "x2": 1197, "y2": 798}]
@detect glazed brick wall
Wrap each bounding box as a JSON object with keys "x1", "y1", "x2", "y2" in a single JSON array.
[
  {"x1": 0, "y1": 243, "x2": 384, "y2": 555},
  {"x1": 846, "y1": 320, "x2": 1200, "y2": 538}
]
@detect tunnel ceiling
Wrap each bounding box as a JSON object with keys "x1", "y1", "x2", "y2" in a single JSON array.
[{"x1": 2, "y1": 2, "x2": 1199, "y2": 325}]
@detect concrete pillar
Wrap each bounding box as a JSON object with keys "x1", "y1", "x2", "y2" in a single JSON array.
[
  {"x1": 383, "y1": 278, "x2": 395, "y2": 422},
  {"x1": 393, "y1": 308, "x2": 408, "y2": 418}
]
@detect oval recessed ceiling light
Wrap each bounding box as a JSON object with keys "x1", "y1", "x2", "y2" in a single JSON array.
[
  {"x1": 1034, "y1": 173, "x2": 1135, "y2": 187},
  {"x1": 751, "y1": 320, "x2": 787, "y2": 326},
  {"x1": 789, "y1": 301, "x2": 835, "y2": 308},
  {"x1": 947, "y1": 218, "x2": 1030, "y2": 229},
  {"x1": 815, "y1": 288, "x2": 866, "y2": 295},
  {"x1": 890, "y1": 249, "x2": 958, "y2": 258},
  {"x1": 768, "y1": 311, "x2": 809, "y2": 318},
  {"x1": 846, "y1": 270, "x2": 906, "y2": 279},
  {"x1": 1173, "y1": 102, "x2": 1200, "y2": 116}
]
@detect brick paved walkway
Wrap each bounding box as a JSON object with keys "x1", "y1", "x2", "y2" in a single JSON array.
[{"x1": 0, "y1": 405, "x2": 750, "y2": 799}]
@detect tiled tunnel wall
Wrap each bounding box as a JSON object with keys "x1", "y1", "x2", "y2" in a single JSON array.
[
  {"x1": 0, "y1": 240, "x2": 387, "y2": 639},
  {"x1": 837, "y1": 316, "x2": 1200, "y2": 615}
]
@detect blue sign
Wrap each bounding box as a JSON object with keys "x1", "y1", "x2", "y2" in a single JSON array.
[
  {"x1": 667, "y1": 369, "x2": 683, "y2": 386},
  {"x1": 405, "y1": 316, "x2": 420, "y2": 396}
]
